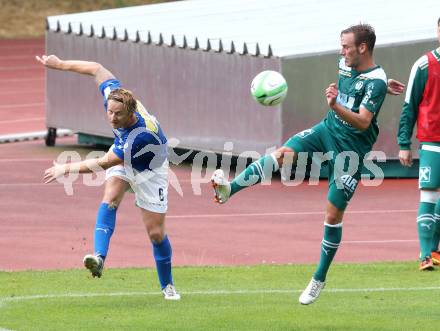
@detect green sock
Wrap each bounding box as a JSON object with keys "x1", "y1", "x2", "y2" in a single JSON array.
[
  {"x1": 417, "y1": 201, "x2": 436, "y2": 259},
  {"x1": 431, "y1": 199, "x2": 440, "y2": 253},
  {"x1": 313, "y1": 223, "x2": 342, "y2": 282},
  {"x1": 230, "y1": 154, "x2": 279, "y2": 196}
]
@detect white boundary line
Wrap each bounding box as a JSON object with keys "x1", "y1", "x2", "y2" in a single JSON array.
[
  {"x1": 166, "y1": 209, "x2": 417, "y2": 219},
  {"x1": 0, "y1": 158, "x2": 54, "y2": 162},
  {"x1": 0, "y1": 103, "x2": 44, "y2": 109},
  {"x1": 0, "y1": 88, "x2": 44, "y2": 96},
  {"x1": 1, "y1": 286, "x2": 440, "y2": 305},
  {"x1": 343, "y1": 239, "x2": 418, "y2": 244},
  {"x1": 0, "y1": 129, "x2": 73, "y2": 144},
  {"x1": 0, "y1": 42, "x2": 43, "y2": 46},
  {"x1": 0, "y1": 183, "x2": 84, "y2": 187},
  {"x1": 0, "y1": 77, "x2": 43, "y2": 83},
  {"x1": 0, "y1": 54, "x2": 41, "y2": 60},
  {"x1": 0, "y1": 117, "x2": 44, "y2": 124},
  {"x1": 0, "y1": 45, "x2": 43, "y2": 50},
  {"x1": 0, "y1": 66, "x2": 41, "y2": 71}
]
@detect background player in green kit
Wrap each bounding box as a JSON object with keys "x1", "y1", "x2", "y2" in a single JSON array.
[
  {"x1": 397, "y1": 18, "x2": 440, "y2": 271},
  {"x1": 211, "y1": 24, "x2": 404, "y2": 305}
]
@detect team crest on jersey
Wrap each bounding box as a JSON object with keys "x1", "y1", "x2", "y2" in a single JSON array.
[
  {"x1": 419, "y1": 167, "x2": 431, "y2": 182},
  {"x1": 295, "y1": 129, "x2": 314, "y2": 138},
  {"x1": 355, "y1": 81, "x2": 364, "y2": 90}
]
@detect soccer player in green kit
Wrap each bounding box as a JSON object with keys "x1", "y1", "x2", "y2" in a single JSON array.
[
  {"x1": 211, "y1": 24, "x2": 404, "y2": 305},
  {"x1": 397, "y1": 18, "x2": 440, "y2": 271}
]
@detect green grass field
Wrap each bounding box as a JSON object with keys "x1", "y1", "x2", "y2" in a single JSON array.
[{"x1": 1, "y1": 263, "x2": 439, "y2": 330}]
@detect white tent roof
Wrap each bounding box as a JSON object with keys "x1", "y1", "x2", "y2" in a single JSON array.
[{"x1": 47, "y1": 0, "x2": 440, "y2": 58}]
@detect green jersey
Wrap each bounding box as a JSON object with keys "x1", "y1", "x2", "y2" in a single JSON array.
[
  {"x1": 324, "y1": 57, "x2": 388, "y2": 156},
  {"x1": 397, "y1": 49, "x2": 440, "y2": 149}
]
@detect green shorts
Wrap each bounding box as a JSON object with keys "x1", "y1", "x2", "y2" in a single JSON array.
[
  {"x1": 283, "y1": 122, "x2": 364, "y2": 210},
  {"x1": 419, "y1": 142, "x2": 440, "y2": 189}
]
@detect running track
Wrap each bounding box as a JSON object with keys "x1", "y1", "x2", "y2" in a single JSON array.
[
  {"x1": 0, "y1": 39, "x2": 420, "y2": 271},
  {"x1": 0, "y1": 38, "x2": 46, "y2": 135}
]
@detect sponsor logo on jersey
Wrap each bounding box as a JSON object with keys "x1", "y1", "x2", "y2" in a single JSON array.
[
  {"x1": 295, "y1": 129, "x2": 314, "y2": 138},
  {"x1": 336, "y1": 93, "x2": 355, "y2": 110},
  {"x1": 361, "y1": 84, "x2": 378, "y2": 110},
  {"x1": 364, "y1": 84, "x2": 373, "y2": 100},
  {"x1": 333, "y1": 113, "x2": 353, "y2": 127}
]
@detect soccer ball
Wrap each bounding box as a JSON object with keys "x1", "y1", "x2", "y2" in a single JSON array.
[{"x1": 250, "y1": 70, "x2": 288, "y2": 106}]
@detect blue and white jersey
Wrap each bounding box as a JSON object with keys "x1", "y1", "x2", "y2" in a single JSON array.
[{"x1": 99, "y1": 79, "x2": 168, "y2": 172}]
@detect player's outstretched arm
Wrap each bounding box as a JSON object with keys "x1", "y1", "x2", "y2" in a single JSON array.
[
  {"x1": 387, "y1": 78, "x2": 405, "y2": 95},
  {"x1": 35, "y1": 54, "x2": 115, "y2": 86},
  {"x1": 43, "y1": 150, "x2": 122, "y2": 184}
]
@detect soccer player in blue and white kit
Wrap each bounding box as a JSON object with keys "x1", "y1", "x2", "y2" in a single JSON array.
[{"x1": 37, "y1": 54, "x2": 180, "y2": 300}]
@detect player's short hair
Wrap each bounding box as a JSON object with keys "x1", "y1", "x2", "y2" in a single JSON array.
[
  {"x1": 341, "y1": 24, "x2": 376, "y2": 53},
  {"x1": 108, "y1": 88, "x2": 137, "y2": 114},
  {"x1": 438, "y1": 17, "x2": 440, "y2": 26}
]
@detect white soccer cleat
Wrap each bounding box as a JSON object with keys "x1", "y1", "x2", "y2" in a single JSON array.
[
  {"x1": 83, "y1": 254, "x2": 104, "y2": 278},
  {"x1": 299, "y1": 278, "x2": 325, "y2": 305},
  {"x1": 162, "y1": 284, "x2": 181, "y2": 300},
  {"x1": 211, "y1": 169, "x2": 231, "y2": 204}
]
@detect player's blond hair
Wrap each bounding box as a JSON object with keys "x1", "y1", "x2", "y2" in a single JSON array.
[{"x1": 108, "y1": 88, "x2": 137, "y2": 114}]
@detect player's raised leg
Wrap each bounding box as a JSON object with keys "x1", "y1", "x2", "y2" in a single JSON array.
[
  {"x1": 84, "y1": 175, "x2": 129, "y2": 278},
  {"x1": 211, "y1": 146, "x2": 295, "y2": 203}
]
